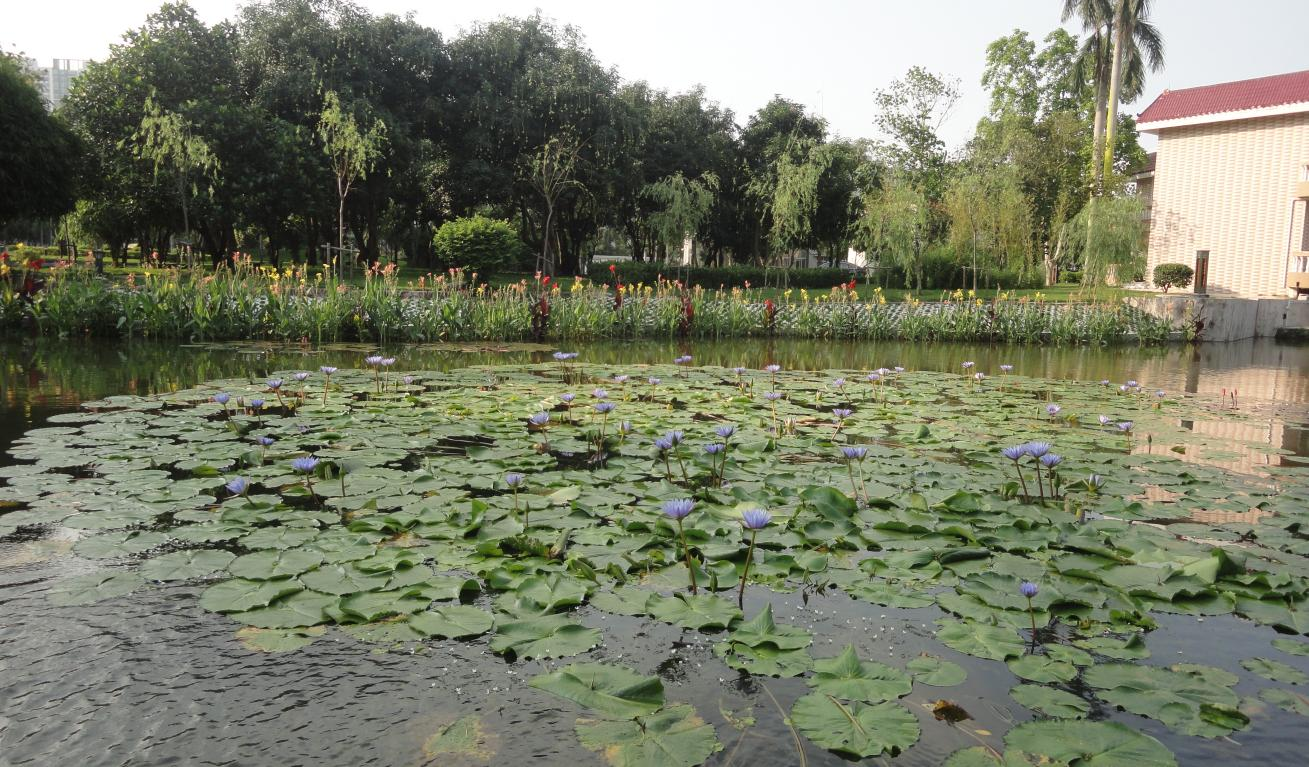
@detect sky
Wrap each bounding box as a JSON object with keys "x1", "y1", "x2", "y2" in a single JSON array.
[{"x1": 7, "y1": 0, "x2": 1309, "y2": 151}]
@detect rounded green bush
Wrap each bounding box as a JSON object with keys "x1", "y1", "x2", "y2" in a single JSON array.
[
  {"x1": 432, "y1": 215, "x2": 527, "y2": 275},
  {"x1": 1152, "y1": 263, "x2": 1194, "y2": 293}
]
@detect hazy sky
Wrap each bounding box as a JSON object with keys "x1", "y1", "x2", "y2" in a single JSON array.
[{"x1": 8, "y1": 0, "x2": 1309, "y2": 150}]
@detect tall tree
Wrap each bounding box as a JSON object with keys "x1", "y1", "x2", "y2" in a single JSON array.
[
  {"x1": 317, "y1": 89, "x2": 386, "y2": 268},
  {"x1": 855, "y1": 176, "x2": 930, "y2": 290},
  {"x1": 525, "y1": 136, "x2": 586, "y2": 275},
  {"x1": 871, "y1": 67, "x2": 960, "y2": 206},
  {"x1": 0, "y1": 53, "x2": 80, "y2": 229},
  {"x1": 130, "y1": 93, "x2": 221, "y2": 262},
  {"x1": 1102, "y1": 0, "x2": 1163, "y2": 181},
  {"x1": 643, "y1": 171, "x2": 718, "y2": 265}
]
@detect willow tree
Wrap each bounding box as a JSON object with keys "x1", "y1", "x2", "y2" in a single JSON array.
[
  {"x1": 1064, "y1": 194, "x2": 1145, "y2": 288},
  {"x1": 855, "y1": 177, "x2": 930, "y2": 290},
  {"x1": 317, "y1": 90, "x2": 386, "y2": 269},
  {"x1": 131, "y1": 94, "x2": 220, "y2": 261},
  {"x1": 643, "y1": 171, "x2": 719, "y2": 264},
  {"x1": 945, "y1": 170, "x2": 1033, "y2": 290}
]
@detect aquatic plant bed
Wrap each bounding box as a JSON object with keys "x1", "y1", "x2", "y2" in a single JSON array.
[
  {"x1": 3, "y1": 357, "x2": 1309, "y2": 765},
  {"x1": 2, "y1": 266, "x2": 1175, "y2": 344}
]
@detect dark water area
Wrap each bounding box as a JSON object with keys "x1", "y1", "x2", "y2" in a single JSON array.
[{"x1": 2, "y1": 337, "x2": 1309, "y2": 766}]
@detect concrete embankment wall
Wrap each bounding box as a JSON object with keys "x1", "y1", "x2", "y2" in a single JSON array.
[{"x1": 1125, "y1": 295, "x2": 1309, "y2": 342}]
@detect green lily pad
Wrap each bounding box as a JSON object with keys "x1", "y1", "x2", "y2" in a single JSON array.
[
  {"x1": 141, "y1": 549, "x2": 236, "y2": 581},
  {"x1": 1009, "y1": 684, "x2": 1091, "y2": 719},
  {"x1": 575, "y1": 704, "x2": 721, "y2": 767},
  {"x1": 490, "y1": 614, "x2": 600, "y2": 660},
  {"x1": 410, "y1": 605, "x2": 494, "y2": 639},
  {"x1": 906, "y1": 654, "x2": 967, "y2": 686},
  {"x1": 807, "y1": 645, "x2": 913, "y2": 702},
  {"x1": 529, "y1": 663, "x2": 665, "y2": 717},
  {"x1": 646, "y1": 592, "x2": 742, "y2": 630},
  {"x1": 1003, "y1": 720, "x2": 1176, "y2": 766},
  {"x1": 937, "y1": 619, "x2": 1024, "y2": 660},
  {"x1": 789, "y1": 694, "x2": 920, "y2": 758},
  {"x1": 1242, "y1": 657, "x2": 1308, "y2": 685},
  {"x1": 48, "y1": 570, "x2": 144, "y2": 606}
]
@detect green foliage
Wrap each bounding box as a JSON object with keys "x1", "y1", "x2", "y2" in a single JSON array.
[
  {"x1": 432, "y1": 215, "x2": 526, "y2": 274},
  {"x1": 0, "y1": 53, "x2": 81, "y2": 228},
  {"x1": 1152, "y1": 263, "x2": 1194, "y2": 293}
]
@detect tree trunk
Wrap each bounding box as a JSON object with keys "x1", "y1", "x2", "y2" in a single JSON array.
[
  {"x1": 1091, "y1": 32, "x2": 1109, "y2": 193},
  {"x1": 1103, "y1": 21, "x2": 1127, "y2": 183}
]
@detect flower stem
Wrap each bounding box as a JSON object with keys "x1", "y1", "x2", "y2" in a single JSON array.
[
  {"x1": 737, "y1": 529, "x2": 758, "y2": 610},
  {"x1": 678, "y1": 518, "x2": 698, "y2": 595},
  {"x1": 1012, "y1": 461, "x2": 1030, "y2": 502}
]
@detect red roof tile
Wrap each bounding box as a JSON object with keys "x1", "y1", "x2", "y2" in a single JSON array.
[{"x1": 1138, "y1": 69, "x2": 1309, "y2": 125}]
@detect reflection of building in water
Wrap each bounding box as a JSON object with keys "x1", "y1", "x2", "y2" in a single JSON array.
[{"x1": 1135, "y1": 417, "x2": 1298, "y2": 476}]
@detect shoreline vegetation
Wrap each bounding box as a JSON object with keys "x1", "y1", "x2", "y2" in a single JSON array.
[{"x1": 0, "y1": 259, "x2": 1174, "y2": 345}]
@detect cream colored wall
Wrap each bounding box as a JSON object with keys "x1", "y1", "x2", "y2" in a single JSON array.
[{"x1": 1145, "y1": 112, "x2": 1309, "y2": 297}]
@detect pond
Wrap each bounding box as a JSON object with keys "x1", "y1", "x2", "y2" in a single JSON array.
[{"x1": 1, "y1": 337, "x2": 1309, "y2": 766}]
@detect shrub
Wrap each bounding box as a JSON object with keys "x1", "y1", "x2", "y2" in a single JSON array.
[
  {"x1": 607, "y1": 262, "x2": 851, "y2": 290},
  {"x1": 432, "y1": 216, "x2": 526, "y2": 275},
  {"x1": 1152, "y1": 263, "x2": 1194, "y2": 293}
]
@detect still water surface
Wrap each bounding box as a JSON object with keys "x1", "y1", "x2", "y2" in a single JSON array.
[{"x1": 1, "y1": 338, "x2": 1308, "y2": 766}]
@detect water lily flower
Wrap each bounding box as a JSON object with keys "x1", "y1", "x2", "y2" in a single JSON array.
[
  {"x1": 704, "y1": 443, "x2": 725, "y2": 455},
  {"x1": 973, "y1": 372, "x2": 986, "y2": 382},
  {"x1": 764, "y1": 391, "x2": 782, "y2": 401},
  {"x1": 402, "y1": 375, "x2": 415, "y2": 385},
  {"x1": 504, "y1": 472, "x2": 525, "y2": 488},
  {"x1": 365, "y1": 355, "x2": 384, "y2": 366},
  {"x1": 663, "y1": 498, "x2": 695, "y2": 520},
  {"x1": 381, "y1": 357, "x2": 396, "y2": 367},
  {"x1": 1000, "y1": 364, "x2": 1013, "y2": 373},
  {"x1": 1046, "y1": 404, "x2": 1061, "y2": 417},
  {"x1": 741, "y1": 508, "x2": 771, "y2": 530},
  {"x1": 553, "y1": 351, "x2": 578, "y2": 361},
  {"x1": 319, "y1": 366, "x2": 337, "y2": 375},
  {"x1": 648, "y1": 377, "x2": 661, "y2": 386},
  {"x1": 225, "y1": 476, "x2": 249, "y2": 495},
  {"x1": 1040, "y1": 453, "x2": 1063, "y2": 468},
  {"x1": 1099, "y1": 379, "x2": 1110, "y2": 386},
  {"x1": 832, "y1": 408, "x2": 853, "y2": 419},
  {"x1": 715, "y1": 424, "x2": 736, "y2": 439},
  {"x1": 962, "y1": 361, "x2": 975, "y2": 369},
  {"x1": 866, "y1": 373, "x2": 881, "y2": 382},
  {"x1": 667, "y1": 430, "x2": 684, "y2": 445},
  {"x1": 654, "y1": 437, "x2": 674, "y2": 452},
  {"x1": 1087, "y1": 474, "x2": 1104, "y2": 492},
  {"x1": 560, "y1": 393, "x2": 575, "y2": 403},
  {"x1": 674, "y1": 355, "x2": 692, "y2": 365},
  {"x1": 594, "y1": 402, "x2": 616, "y2": 414},
  {"x1": 1020, "y1": 581, "x2": 1039, "y2": 598},
  {"x1": 250, "y1": 398, "x2": 265, "y2": 409},
  {"x1": 842, "y1": 446, "x2": 868, "y2": 461},
  {"x1": 1002, "y1": 445, "x2": 1026, "y2": 461},
  {"x1": 291, "y1": 457, "x2": 319, "y2": 473},
  {"x1": 1118, "y1": 384, "x2": 1130, "y2": 393},
  {"x1": 618, "y1": 420, "x2": 633, "y2": 435},
  {"x1": 1098, "y1": 415, "x2": 1111, "y2": 426},
  {"x1": 1117, "y1": 421, "x2": 1134, "y2": 432},
  {"x1": 1155, "y1": 390, "x2": 1166, "y2": 398},
  {"x1": 529, "y1": 412, "x2": 551, "y2": 426},
  {"x1": 833, "y1": 378, "x2": 847, "y2": 388},
  {"x1": 592, "y1": 388, "x2": 608, "y2": 399},
  {"x1": 613, "y1": 375, "x2": 629, "y2": 383},
  {"x1": 1024, "y1": 441, "x2": 1051, "y2": 458},
  {"x1": 732, "y1": 367, "x2": 746, "y2": 375},
  {"x1": 1126, "y1": 380, "x2": 1138, "y2": 388},
  {"x1": 293, "y1": 372, "x2": 311, "y2": 382},
  {"x1": 764, "y1": 364, "x2": 781, "y2": 373},
  {"x1": 256, "y1": 436, "x2": 275, "y2": 447},
  {"x1": 212, "y1": 392, "x2": 231, "y2": 405},
  {"x1": 267, "y1": 379, "x2": 283, "y2": 390},
  {"x1": 893, "y1": 366, "x2": 905, "y2": 373}
]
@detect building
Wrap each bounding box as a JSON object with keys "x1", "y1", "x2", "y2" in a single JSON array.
[
  {"x1": 21, "y1": 57, "x2": 86, "y2": 110},
  {"x1": 1136, "y1": 69, "x2": 1309, "y2": 298}
]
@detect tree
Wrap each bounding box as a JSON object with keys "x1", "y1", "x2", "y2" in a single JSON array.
[
  {"x1": 1102, "y1": 0, "x2": 1163, "y2": 181},
  {"x1": 855, "y1": 176, "x2": 930, "y2": 290},
  {"x1": 130, "y1": 93, "x2": 221, "y2": 262},
  {"x1": 1063, "y1": 194, "x2": 1146, "y2": 286},
  {"x1": 525, "y1": 136, "x2": 586, "y2": 276},
  {"x1": 432, "y1": 215, "x2": 526, "y2": 274},
  {"x1": 945, "y1": 170, "x2": 1033, "y2": 290},
  {"x1": 872, "y1": 67, "x2": 960, "y2": 206},
  {"x1": 739, "y1": 97, "x2": 827, "y2": 262},
  {"x1": 1152, "y1": 262, "x2": 1193, "y2": 292},
  {"x1": 643, "y1": 171, "x2": 718, "y2": 264},
  {"x1": 317, "y1": 89, "x2": 386, "y2": 268},
  {"x1": 0, "y1": 53, "x2": 80, "y2": 229}
]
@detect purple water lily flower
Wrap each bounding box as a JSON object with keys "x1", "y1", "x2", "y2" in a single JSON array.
[
  {"x1": 266, "y1": 379, "x2": 283, "y2": 390},
  {"x1": 704, "y1": 443, "x2": 725, "y2": 455},
  {"x1": 1155, "y1": 390, "x2": 1166, "y2": 398},
  {"x1": 1099, "y1": 415, "x2": 1111, "y2": 426},
  {"x1": 1025, "y1": 441, "x2": 1052, "y2": 458},
  {"x1": 715, "y1": 424, "x2": 736, "y2": 439},
  {"x1": 256, "y1": 436, "x2": 275, "y2": 447},
  {"x1": 764, "y1": 391, "x2": 782, "y2": 401},
  {"x1": 893, "y1": 366, "x2": 905, "y2": 373},
  {"x1": 648, "y1": 377, "x2": 661, "y2": 386},
  {"x1": 1002, "y1": 445, "x2": 1027, "y2": 461},
  {"x1": 1117, "y1": 421, "x2": 1134, "y2": 432},
  {"x1": 293, "y1": 372, "x2": 311, "y2": 382},
  {"x1": 866, "y1": 373, "x2": 881, "y2": 382},
  {"x1": 962, "y1": 361, "x2": 975, "y2": 369},
  {"x1": 832, "y1": 408, "x2": 853, "y2": 419},
  {"x1": 833, "y1": 378, "x2": 847, "y2": 388},
  {"x1": 320, "y1": 366, "x2": 337, "y2": 375},
  {"x1": 732, "y1": 367, "x2": 747, "y2": 375},
  {"x1": 592, "y1": 388, "x2": 608, "y2": 399},
  {"x1": 654, "y1": 437, "x2": 674, "y2": 452},
  {"x1": 529, "y1": 412, "x2": 551, "y2": 426},
  {"x1": 663, "y1": 499, "x2": 695, "y2": 520},
  {"x1": 594, "y1": 402, "x2": 616, "y2": 414},
  {"x1": 553, "y1": 351, "x2": 578, "y2": 361},
  {"x1": 291, "y1": 456, "x2": 319, "y2": 473},
  {"x1": 225, "y1": 477, "x2": 249, "y2": 495},
  {"x1": 1046, "y1": 404, "x2": 1062, "y2": 417},
  {"x1": 504, "y1": 472, "x2": 525, "y2": 488},
  {"x1": 1020, "y1": 581, "x2": 1039, "y2": 598},
  {"x1": 667, "y1": 430, "x2": 685, "y2": 445},
  {"x1": 841, "y1": 446, "x2": 868, "y2": 461},
  {"x1": 1087, "y1": 474, "x2": 1104, "y2": 490},
  {"x1": 1000, "y1": 364, "x2": 1013, "y2": 372},
  {"x1": 1040, "y1": 453, "x2": 1063, "y2": 468},
  {"x1": 250, "y1": 398, "x2": 265, "y2": 409},
  {"x1": 365, "y1": 355, "x2": 384, "y2": 366},
  {"x1": 560, "y1": 393, "x2": 575, "y2": 403},
  {"x1": 402, "y1": 375, "x2": 415, "y2": 385},
  {"x1": 380, "y1": 357, "x2": 396, "y2": 367},
  {"x1": 212, "y1": 392, "x2": 231, "y2": 405},
  {"x1": 974, "y1": 372, "x2": 986, "y2": 382},
  {"x1": 618, "y1": 421, "x2": 633, "y2": 434},
  {"x1": 741, "y1": 508, "x2": 771, "y2": 530},
  {"x1": 613, "y1": 375, "x2": 629, "y2": 383},
  {"x1": 764, "y1": 364, "x2": 780, "y2": 373}
]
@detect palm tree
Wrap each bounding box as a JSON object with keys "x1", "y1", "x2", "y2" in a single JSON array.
[
  {"x1": 1062, "y1": 0, "x2": 1113, "y2": 190},
  {"x1": 1102, "y1": 0, "x2": 1164, "y2": 180},
  {"x1": 1062, "y1": 0, "x2": 1163, "y2": 190}
]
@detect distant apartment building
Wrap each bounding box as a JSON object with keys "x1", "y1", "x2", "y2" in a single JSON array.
[
  {"x1": 1136, "y1": 69, "x2": 1309, "y2": 298},
  {"x1": 22, "y1": 57, "x2": 87, "y2": 110}
]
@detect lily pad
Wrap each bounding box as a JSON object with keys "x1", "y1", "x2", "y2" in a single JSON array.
[
  {"x1": 789, "y1": 694, "x2": 920, "y2": 758},
  {"x1": 807, "y1": 644, "x2": 913, "y2": 702},
  {"x1": 529, "y1": 663, "x2": 665, "y2": 717},
  {"x1": 575, "y1": 704, "x2": 721, "y2": 767},
  {"x1": 490, "y1": 614, "x2": 600, "y2": 660}
]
